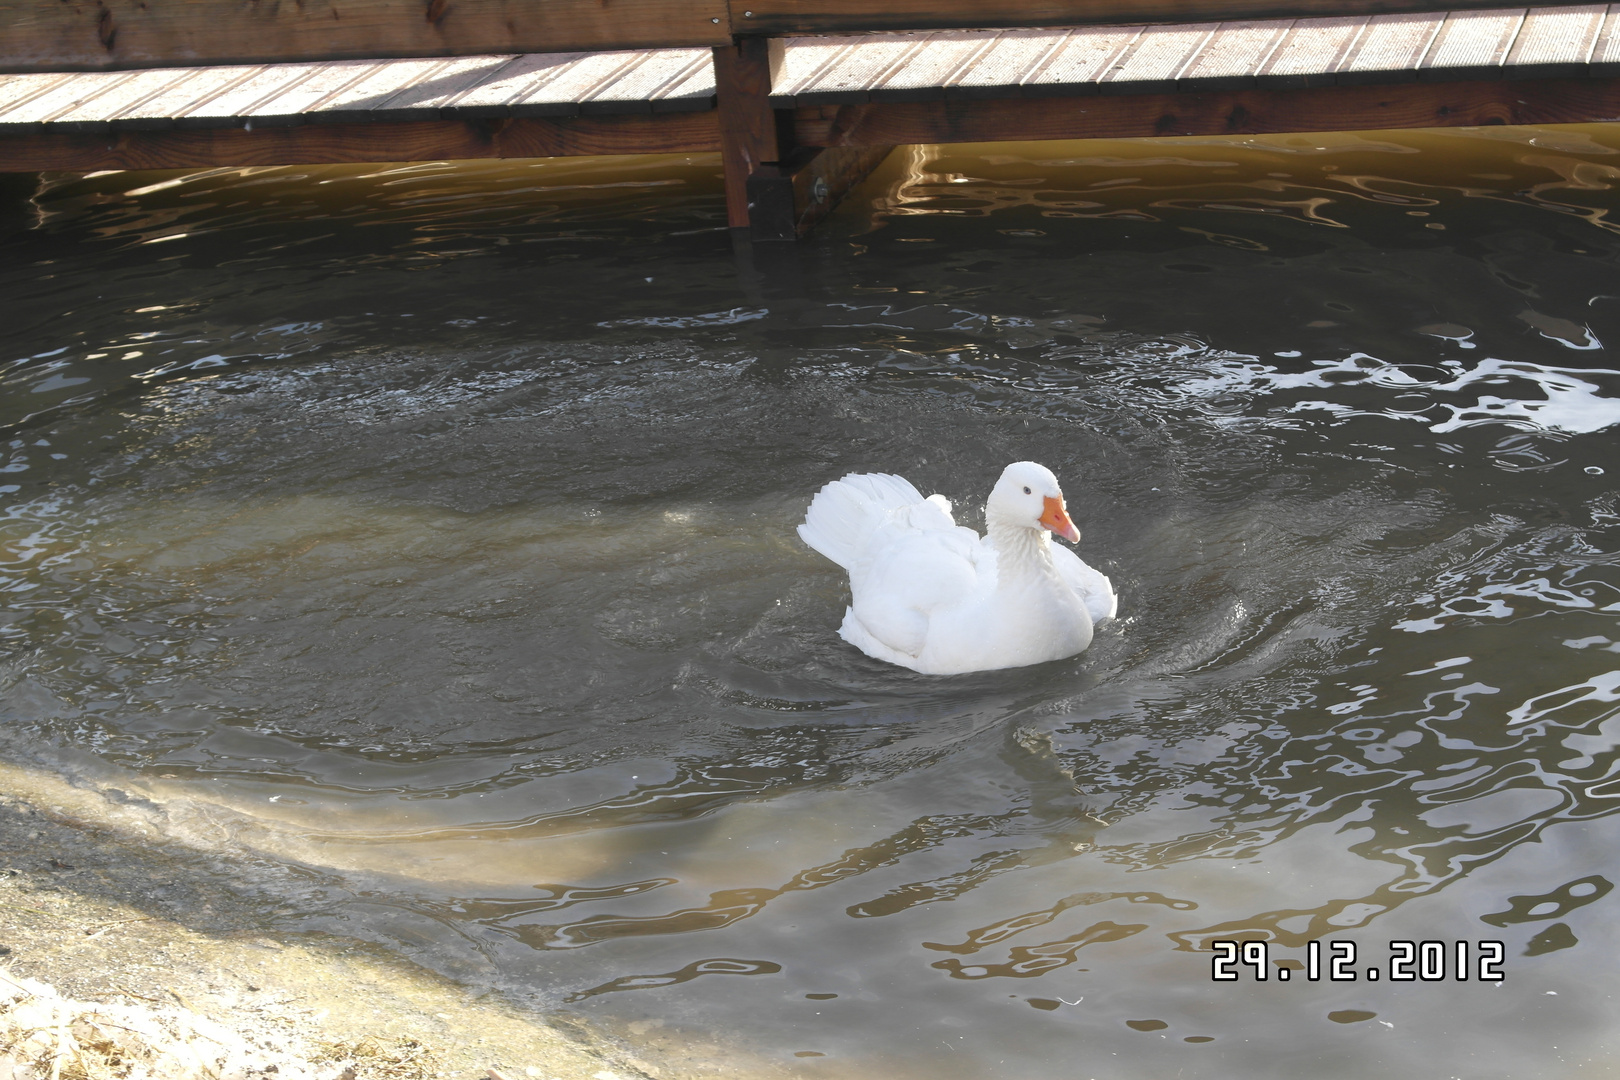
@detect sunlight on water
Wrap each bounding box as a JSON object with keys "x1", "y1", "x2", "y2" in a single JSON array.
[{"x1": 3, "y1": 125, "x2": 1620, "y2": 1078}]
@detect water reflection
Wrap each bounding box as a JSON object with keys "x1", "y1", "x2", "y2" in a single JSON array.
[{"x1": 1, "y1": 127, "x2": 1620, "y2": 1077}]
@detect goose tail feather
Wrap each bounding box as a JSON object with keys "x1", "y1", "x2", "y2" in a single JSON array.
[{"x1": 798, "y1": 472, "x2": 927, "y2": 570}]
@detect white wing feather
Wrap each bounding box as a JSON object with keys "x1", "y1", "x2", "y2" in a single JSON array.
[
  {"x1": 797, "y1": 472, "x2": 929, "y2": 570},
  {"x1": 1053, "y1": 544, "x2": 1117, "y2": 623}
]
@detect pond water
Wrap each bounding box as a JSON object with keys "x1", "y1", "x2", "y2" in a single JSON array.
[{"x1": 2, "y1": 126, "x2": 1620, "y2": 1079}]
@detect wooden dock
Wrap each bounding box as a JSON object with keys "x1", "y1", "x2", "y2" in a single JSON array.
[{"x1": 3, "y1": 1, "x2": 1620, "y2": 239}]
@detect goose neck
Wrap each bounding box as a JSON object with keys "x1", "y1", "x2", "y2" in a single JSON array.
[{"x1": 988, "y1": 521, "x2": 1054, "y2": 579}]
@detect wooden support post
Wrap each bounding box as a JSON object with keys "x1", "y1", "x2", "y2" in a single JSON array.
[
  {"x1": 713, "y1": 36, "x2": 781, "y2": 231},
  {"x1": 746, "y1": 145, "x2": 897, "y2": 240},
  {"x1": 716, "y1": 35, "x2": 894, "y2": 240}
]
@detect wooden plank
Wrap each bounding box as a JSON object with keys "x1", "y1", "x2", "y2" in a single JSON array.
[
  {"x1": 1176, "y1": 19, "x2": 1292, "y2": 90},
  {"x1": 103, "y1": 64, "x2": 262, "y2": 130},
  {"x1": 790, "y1": 33, "x2": 933, "y2": 104},
  {"x1": 307, "y1": 58, "x2": 476, "y2": 123},
  {"x1": 0, "y1": 0, "x2": 731, "y2": 74},
  {"x1": 1100, "y1": 23, "x2": 1216, "y2": 94},
  {"x1": 1505, "y1": 4, "x2": 1605, "y2": 79},
  {"x1": 769, "y1": 37, "x2": 857, "y2": 106},
  {"x1": 0, "y1": 69, "x2": 132, "y2": 125},
  {"x1": 1255, "y1": 16, "x2": 1365, "y2": 88},
  {"x1": 869, "y1": 30, "x2": 1000, "y2": 102},
  {"x1": 1335, "y1": 11, "x2": 1446, "y2": 83},
  {"x1": 435, "y1": 54, "x2": 582, "y2": 119},
  {"x1": 366, "y1": 55, "x2": 521, "y2": 118},
  {"x1": 237, "y1": 60, "x2": 388, "y2": 126},
  {"x1": 732, "y1": 0, "x2": 1546, "y2": 36},
  {"x1": 947, "y1": 29, "x2": 1070, "y2": 99},
  {"x1": 0, "y1": 111, "x2": 721, "y2": 172},
  {"x1": 512, "y1": 52, "x2": 647, "y2": 118},
  {"x1": 171, "y1": 64, "x2": 320, "y2": 127},
  {"x1": 581, "y1": 49, "x2": 712, "y2": 114},
  {"x1": 42, "y1": 65, "x2": 204, "y2": 129},
  {"x1": 1591, "y1": 4, "x2": 1620, "y2": 75},
  {"x1": 1418, "y1": 7, "x2": 1524, "y2": 80},
  {"x1": 0, "y1": 72, "x2": 74, "y2": 116},
  {"x1": 1022, "y1": 25, "x2": 1143, "y2": 96},
  {"x1": 571, "y1": 52, "x2": 658, "y2": 114},
  {"x1": 648, "y1": 52, "x2": 719, "y2": 112},
  {"x1": 791, "y1": 74, "x2": 1620, "y2": 146}
]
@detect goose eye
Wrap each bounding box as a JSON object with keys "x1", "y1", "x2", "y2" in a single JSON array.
[{"x1": 1022, "y1": 486, "x2": 1031, "y2": 494}]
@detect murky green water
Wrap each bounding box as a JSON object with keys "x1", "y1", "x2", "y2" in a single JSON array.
[{"x1": 2, "y1": 127, "x2": 1620, "y2": 1078}]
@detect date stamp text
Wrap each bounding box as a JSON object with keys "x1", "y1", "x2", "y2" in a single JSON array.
[{"x1": 1211, "y1": 940, "x2": 1505, "y2": 982}]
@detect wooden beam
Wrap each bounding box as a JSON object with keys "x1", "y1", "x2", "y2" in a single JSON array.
[
  {"x1": 0, "y1": 112, "x2": 720, "y2": 172},
  {"x1": 0, "y1": 0, "x2": 731, "y2": 74},
  {"x1": 791, "y1": 74, "x2": 1620, "y2": 145},
  {"x1": 713, "y1": 36, "x2": 785, "y2": 229},
  {"x1": 731, "y1": 0, "x2": 1537, "y2": 36},
  {"x1": 746, "y1": 144, "x2": 894, "y2": 239}
]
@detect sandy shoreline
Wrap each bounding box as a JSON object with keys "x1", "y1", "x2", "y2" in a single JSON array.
[{"x1": 0, "y1": 766, "x2": 788, "y2": 1080}]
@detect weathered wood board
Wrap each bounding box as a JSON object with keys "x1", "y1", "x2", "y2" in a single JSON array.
[
  {"x1": 0, "y1": 47, "x2": 718, "y2": 134},
  {"x1": 1506, "y1": 4, "x2": 1607, "y2": 78},
  {"x1": 790, "y1": 74, "x2": 1620, "y2": 144},
  {"x1": 730, "y1": 0, "x2": 1540, "y2": 36},
  {"x1": 0, "y1": 0, "x2": 732, "y2": 74},
  {"x1": 0, "y1": 112, "x2": 723, "y2": 172},
  {"x1": 768, "y1": 4, "x2": 1620, "y2": 103}
]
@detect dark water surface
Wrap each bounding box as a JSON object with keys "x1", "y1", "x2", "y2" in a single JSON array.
[{"x1": 3, "y1": 128, "x2": 1620, "y2": 1078}]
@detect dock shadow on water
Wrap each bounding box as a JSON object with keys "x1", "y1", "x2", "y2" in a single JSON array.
[{"x1": 2, "y1": 128, "x2": 1620, "y2": 1078}]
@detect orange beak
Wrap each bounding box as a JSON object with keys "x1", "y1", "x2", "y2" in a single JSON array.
[{"x1": 1040, "y1": 495, "x2": 1080, "y2": 543}]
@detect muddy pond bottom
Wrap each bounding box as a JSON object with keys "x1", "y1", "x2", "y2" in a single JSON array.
[{"x1": 3, "y1": 129, "x2": 1620, "y2": 1078}]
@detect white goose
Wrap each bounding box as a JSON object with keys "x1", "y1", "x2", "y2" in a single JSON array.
[{"x1": 798, "y1": 461, "x2": 1116, "y2": 674}]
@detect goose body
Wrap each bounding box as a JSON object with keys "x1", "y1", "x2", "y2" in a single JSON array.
[{"x1": 798, "y1": 462, "x2": 1116, "y2": 674}]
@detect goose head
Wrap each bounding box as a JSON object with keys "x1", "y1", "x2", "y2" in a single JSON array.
[{"x1": 986, "y1": 461, "x2": 1080, "y2": 543}]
